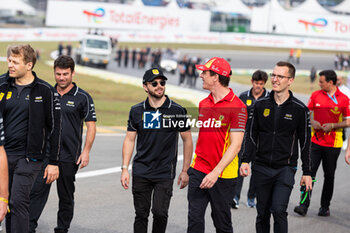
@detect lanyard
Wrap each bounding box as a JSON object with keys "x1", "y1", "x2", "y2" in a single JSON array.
[{"x1": 327, "y1": 93, "x2": 338, "y2": 105}]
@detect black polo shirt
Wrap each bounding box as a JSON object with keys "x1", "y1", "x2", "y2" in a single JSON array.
[
  {"x1": 58, "y1": 83, "x2": 96, "y2": 162},
  {"x1": 127, "y1": 96, "x2": 190, "y2": 179},
  {"x1": 3, "y1": 80, "x2": 33, "y2": 156}
]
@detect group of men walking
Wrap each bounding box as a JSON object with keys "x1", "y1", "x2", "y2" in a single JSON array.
[
  {"x1": 0, "y1": 43, "x2": 349, "y2": 233},
  {"x1": 0, "y1": 44, "x2": 96, "y2": 233},
  {"x1": 120, "y1": 57, "x2": 350, "y2": 233}
]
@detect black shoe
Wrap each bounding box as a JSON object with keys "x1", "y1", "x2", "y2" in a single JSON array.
[
  {"x1": 294, "y1": 205, "x2": 308, "y2": 216},
  {"x1": 318, "y1": 207, "x2": 330, "y2": 216},
  {"x1": 231, "y1": 196, "x2": 239, "y2": 209}
]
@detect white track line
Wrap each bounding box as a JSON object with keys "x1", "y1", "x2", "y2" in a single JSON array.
[{"x1": 76, "y1": 155, "x2": 184, "y2": 179}]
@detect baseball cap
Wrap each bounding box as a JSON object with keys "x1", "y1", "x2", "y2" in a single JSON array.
[
  {"x1": 195, "y1": 57, "x2": 232, "y2": 78},
  {"x1": 143, "y1": 68, "x2": 168, "y2": 83}
]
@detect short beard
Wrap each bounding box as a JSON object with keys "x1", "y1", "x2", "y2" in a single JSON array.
[{"x1": 148, "y1": 88, "x2": 164, "y2": 99}]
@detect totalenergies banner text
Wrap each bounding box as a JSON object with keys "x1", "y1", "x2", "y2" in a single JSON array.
[
  {"x1": 251, "y1": 10, "x2": 350, "y2": 39},
  {"x1": 46, "y1": 0, "x2": 210, "y2": 32}
]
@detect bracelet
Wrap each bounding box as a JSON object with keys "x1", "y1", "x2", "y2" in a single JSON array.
[
  {"x1": 0, "y1": 197, "x2": 8, "y2": 204},
  {"x1": 121, "y1": 165, "x2": 128, "y2": 170},
  {"x1": 0, "y1": 197, "x2": 10, "y2": 213}
]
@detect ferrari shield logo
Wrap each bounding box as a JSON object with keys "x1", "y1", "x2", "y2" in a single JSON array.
[
  {"x1": 263, "y1": 108, "x2": 270, "y2": 117},
  {"x1": 246, "y1": 99, "x2": 252, "y2": 106}
]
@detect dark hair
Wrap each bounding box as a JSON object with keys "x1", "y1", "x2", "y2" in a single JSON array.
[
  {"x1": 7, "y1": 44, "x2": 36, "y2": 69},
  {"x1": 209, "y1": 70, "x2": 231, "y2": 87},
  {"x1": 319, "y1": 70, "x2": 337, "y2": 85},
  {"x1": 252, "y1": 70, "x2": 268, "y2": 83},
  {"x1": 276, "y1": 61, "x2": 295, "y2": 78},
  {"x1": 54, "y1": 55, "x2": 75, "y2": 72}
]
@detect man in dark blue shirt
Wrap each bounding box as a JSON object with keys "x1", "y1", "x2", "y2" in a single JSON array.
[
  {"x1": 233, "y1": 70, "x2": 269, "y2": 209},
  {"x1": 29, "y1": 55, "x2": 96, "y2": 233}
]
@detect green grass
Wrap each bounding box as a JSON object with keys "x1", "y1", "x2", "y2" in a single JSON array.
[{"x1": 0, "y1": 41, "x2": 195, "y2": 126}]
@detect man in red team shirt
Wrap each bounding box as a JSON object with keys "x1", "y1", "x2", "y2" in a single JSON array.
[
  {"x1": 294, "y1": 70, "x2": 350, "y2": 217},
  {"x1": 187, "y1": 57, "x2": 247, "y2": 233}
]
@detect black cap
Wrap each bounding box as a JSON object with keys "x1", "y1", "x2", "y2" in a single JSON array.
[{"x1": 143, "y1": 68, "x2": 167, "y2": 83}]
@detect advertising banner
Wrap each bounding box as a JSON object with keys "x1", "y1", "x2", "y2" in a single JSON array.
[
  {"x1": 251, "y1": 8, "x2": 350, "y2": 39},
  {"x1": 0, "y1": 28, "x2": 349, "y2": 51},
  {"x1": 46, "y1": 0, "x2": 211, "y2": 33}
]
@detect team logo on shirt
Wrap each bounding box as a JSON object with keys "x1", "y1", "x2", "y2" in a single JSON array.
[
  {"x1": 66, "y1": 101, "x2": 75, "y2": 107},
  {"x1": 284, "y1": 114, "x2": 293, "y2": 120},
  {"x1": 246, "y1": 99, "x2": 252, "y2": 106},
  {"x1": 143, "y1": 110, "x2": 162, "y2": 129},
  {"x1": 6, "y1": 91, "x2": 12, "y2": 100},
  {"x1": 330, "y1": 106, "x2": 340, "y2": 115},
  {"x1": 263, "y1": 108, "x2": 270, "y2": 117},
  {"x1": 34, "y1": 96, "x2": 43, "y2": 102}
]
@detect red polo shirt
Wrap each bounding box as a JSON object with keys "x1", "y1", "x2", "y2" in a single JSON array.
[
  {"x1": 308, "y1": 88, "x2": 350, "y2": 148},
  {"x1": 191, "y1": 89, "x2": 247, "y2": 179}
]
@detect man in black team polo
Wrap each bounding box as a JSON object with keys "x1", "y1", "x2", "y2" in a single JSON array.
[
  {"x1": 233, "y1": 70, "x2": 269, "y2": 209},
  {"x1": 120, "y1": 68, "x2": 193, "y2": 233},
  {"x1": 29, "y1": 55, "x2": 97, "y2": 233},
  {"x1": 0, "y1": 44, "x2": 61, "y2": 233}
]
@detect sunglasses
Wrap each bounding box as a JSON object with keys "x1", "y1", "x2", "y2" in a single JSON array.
[{"x1": 150, "y1": 80, "x2": 166, "y2": 87}]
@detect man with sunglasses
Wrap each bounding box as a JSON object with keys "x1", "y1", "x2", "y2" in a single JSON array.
[
  {"x1": 294, "y1": 70, "x2": 350, "y2": 217},
  {"x1": 120, "y1": 68, "x2": 193, "y2": 233},
  {"x1": 240, "y1": 61, "x2": 312, "y2": 233},
  {"x1": 187, "y1": 57, "x2": 247, "y2": 233}
]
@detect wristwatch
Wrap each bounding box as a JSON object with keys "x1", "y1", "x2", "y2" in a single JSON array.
[{"x1": 121, "y1": 165, "x2": 128, "y2": 170}]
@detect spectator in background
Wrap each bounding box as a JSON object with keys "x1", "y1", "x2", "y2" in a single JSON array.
[
  {"x1": 124, "y1": 47, "x2": 129, "y2": 68},
  {"x1": 117, "y1": 47, "x2": 122, "y2": 67},
  {"x1": 58, "y1": 42, "x2": 64, "y2": 56},
  {"x1": 296, "y1": 49, "x2": 302, "y2": 64},
  {"x1": 288, "y1": 48, "x2": 294, "y2": 63},
  {"x1": 334, "y1": 54, "x2": 339, "y2": 70},
  {"x1": 66, "y1": 43, "x2": 72, "y2": 57},
  {"x1": 132, "y1": 48, "x2": 137, "y2": 68},
  {"x1": 178, "y1": 55, "x2": 188, "y2": 86},
  {"x1": 310, "y1": 66, "x2": 317, "y2": 84}
]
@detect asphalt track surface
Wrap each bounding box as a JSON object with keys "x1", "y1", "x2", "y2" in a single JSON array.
[
  {"x1": 2, "y1": 49, "x2": 349, "y2": 233},
  {"x1": 27, "y1": 135, "x2": 350, "y2": 233}
]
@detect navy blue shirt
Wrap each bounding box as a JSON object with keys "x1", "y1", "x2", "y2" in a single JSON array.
[{"x1": 57, "y1": 83, "x2": 96, "y2": 162}]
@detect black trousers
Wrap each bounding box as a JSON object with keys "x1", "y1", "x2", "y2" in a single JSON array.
[
  {"x1": 6, "y1": 156, "x2": 43, "y2": 233},
  {"x1": 29, "y1": 161, "x2": 78, "y2": 233},
  {"x1": 187, "y1": 168, "x2": 236, "y2": 233},
  {"x1": 302, "y1": 143, "x2": 341, "y2": 209},
  {"x1": 253, "y1": 164, "x2": 296, "y2": 233},
  {"x1": 132, "y1": 176, "x2": 173, "y2": 233}
]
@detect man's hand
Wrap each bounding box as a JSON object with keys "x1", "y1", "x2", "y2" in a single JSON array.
[
  {"x1": 77, "y1": 151, "x2": 89, "y2": 169},
  {"x1": 199, "y1": 171, "x2": 219, "y2": 189},
  {"x1": 0, "y1": 199, "x2": 7, "y2": 222},
  {"x1": 311, "y1": 120, "x2": 322, "y2": 130},
  {"x1": 300, "y1": 175, "x2": 313, "y2": 191},
  {"x1": 345, "y1": 150, "x2": 350, "y2": 165},
  {"x1": 120, "y1": 169, "x2": 130, "y2": 190},
  {"x1": 321, "y1": 123, "x2": 333, "y2": 133},
  {"x1": 240, "y1": 163, "x2": 251, "y2": 177},
  {"x1": 177, "y1": 171, "x2": 189, "y2": 189},
  {"x1": 44, "y1": 164, "x2": 59, "y2": 184}
]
